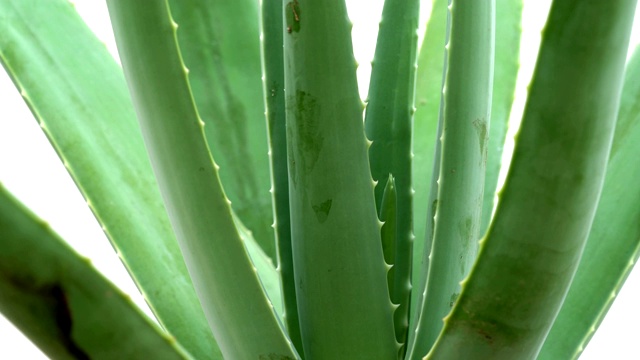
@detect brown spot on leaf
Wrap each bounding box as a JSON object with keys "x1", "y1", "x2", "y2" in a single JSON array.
[{"x1": 312, "y1": 199, "x2": 333, "y2": 223}]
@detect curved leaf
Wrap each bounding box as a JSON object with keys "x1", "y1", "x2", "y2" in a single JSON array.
[
  {"x1": 426, "y1": 1, "x2": 637, "y2": 358},
  {"x1": 538, "y1": 46, "x2": 640, "y2": 360},
  {"x1": 283, "y1": 0, "x2": 397, "y2": 357},
  {"x1": 407, "y1": 0, "x2": 495, "y2": 357},
  {"x1": 365, "y1": 0, "x2": 420, "y2": 352},
  {"x1": 106, "y1": 1, "x2": 298, "y2": 358},
  {"x1": 0, "y1": 186, "x2": 191, "y2": 360},
  {"x1": 0, "y1": 1, "x2": 219, "y2": 357},
  {"x1": 167, "y1": 0, "x2": 276, "y2": 260}
]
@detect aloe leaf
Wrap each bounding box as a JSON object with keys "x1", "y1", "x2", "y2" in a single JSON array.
[
  {"x1": 410, "y1": 0, "x2": 450, "y2": 335},
  {"x1": 410, "y1": 0, "x2": 450, "y2": 340},
  {"x1": 381, "y1": 174, "x2": 398, "y2": 278},
  {"x1": 406, "y1": 1, "x2": 495, "y2": 358},
  {"x1": 365, "y1": 0, "x2": 420, "y2": 352},
  {"x1": 0, "y1": 186, "x2": 191, "y2": 360},
  {"x1": 380, "y1": 174, "x2": 405, "y2": 356},
  {"x1": 411, "y1": 0, "x2": 521, "y2": 330},
  {"x1": 479, "y1": 0, "x2": 523, "y2": 236},
  {"x1": 261, "y1": 0, "x2": 304, "y2": 354},
  {"x1": 283, "y1": 0, "x2": 397, "y2": 357},
  {"x1": 412, "y1": 0, "x2": 448, "y2": 289},
  {"x1": 167, "y1": 0, "x2": 276, "y2": 260},
  {"x1": 0, "y1": 1, "x2": 220, "y2": 358},
  {"x1": 232, "y1": 213, "x2": 283, "y2": 317},
  {"x1": 538, "y1": 46, "x2": 640, "y2": 360},
  {"x1": 105, "y1": 1, "x2": 298, "y2": 358},
  {"x1": 425, "y1": 1, "x2": 637, "y2": 359}
]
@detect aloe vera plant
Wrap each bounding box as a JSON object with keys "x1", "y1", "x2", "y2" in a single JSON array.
[{"x1": 1, "y1": 0, "x2": 639, "y2": 359}]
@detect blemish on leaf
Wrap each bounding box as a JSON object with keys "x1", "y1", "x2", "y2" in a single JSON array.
[
  {"x1": 472, "y1": 118, "x2": 488, "y2": 155},
  {"x1": 287, "y1": 90, "x2": 323, "y2": 180},
  {"x1": 51, "y1": 286, "x2": 90, "y2": 359},
  {"x1": 460, "y1": 217, "x2": 472, "y2": 240},
  {"x1": 312, "y1": 199, "x2": 332, "y2": 223},
  {"x1": 286, "y1": 123, "x2": 297, "y2": 188},
  {"x1": 458, "y1": 217, "x2": 474, "y2": 273},
  {"x1": 259, "y1": 354, "x2": 297, "y2": 360},
  {"x1": 449, "y1": 292, "x2": 460, "y2": 307},
  {"x1": 478, "y1": 329, "x2": 494, "y2": 344},
  {"x1": 286, "y1": 0, "x2": 301, "y2": 34}
]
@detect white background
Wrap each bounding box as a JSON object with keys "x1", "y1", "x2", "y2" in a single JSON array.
[{"x1": 0, "y1": 0, "x2": 639, "y2": 358}]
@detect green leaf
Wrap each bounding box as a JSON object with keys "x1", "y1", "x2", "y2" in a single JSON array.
[
  {"x1": 283, "y1": 0, "x2": 397, "y2": 357},
  {"x1": 106, "y1": 1, "x2": 298, "y2": 358},
  {"x1": 425, "y1": 1, "x2": 637, "y2": 358},
  {"x1": 412, "y1": 0, "x2": 448, "y2": 294},
  {"x1": 406, "y1": 0, "x2": 495, "y2": 357},
  {"x1": 232, "y1": 213, "x2": 283, "y2": 318},
  {"x1": 379, "y1": 174, "x2": 404, "y2": 356},
  {"x1": 479, "y1": 0, "x2": 523, "y2": 236},
  {"x1": 365, "y1": 0, "x2": 420, "y2": 353},
  {"x1": 381, "y1": 174, "x2": 398, "y2": 277},
  {"x1": 0, "y1": 186, "x2": 191, "y2": 360},
  {"x1": 0, "y1": 1, "x2": 220, "y2": 358},
  {"x1": 261, "y1": 0, "x2": 304, "y2": 354},
  {"x1": 538, "y1": 46, "x2": 640, "y2": 360},
  {"x1": 167, "y1": 0, "x2": 276, "y2": 260}
]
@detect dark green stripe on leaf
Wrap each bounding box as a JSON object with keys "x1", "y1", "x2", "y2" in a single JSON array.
[{"x1": 261, "y1": 0, "x2": 304, "y2": 354}]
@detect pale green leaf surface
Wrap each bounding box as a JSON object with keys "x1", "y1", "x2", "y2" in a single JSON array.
[
  {"x1": 283, "y1": 0, "x2": 397, "y2": 357},
  {"x1": 479, "y1": 0, "x2": 523, "y2": 236},
  {"x1": 167, "y1": 0, "x2": 276, "y2": 260},
  {"x1": 425, "y1": 1, "x2": 637, "y2": 358},
  {"x1": 538, "y1": 46, "x2": 640, "y2": 360},
  {"x1": 106, "y1": 1, "x2": 298, "y2": 358},
  {"x1": 232, "y1": 213, "x2": 283, "y2": 318},
  {"x1": 365, "y1": 0, "x2": 420, "y2": 353},
  {"x1": 0, "y1": 186, "x2": 191, "y2": 360},
  {"x1": 412, "y1": 0, "x2": 448, "y2": 291},
  {"x1": 0, "y1": 1, "x2": 219, "y2": 358},
  {"x1": 261, "y1": 0, "x2": 304, "y2": 354},
  {"x1": 406, "y1": 1, "x2": 495, "y2": 357}
]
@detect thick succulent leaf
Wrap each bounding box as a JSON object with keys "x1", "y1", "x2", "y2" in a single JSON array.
[
  {"x1": 538, "y1": 46, "x2": 640, "y2": 360},
  {"x1": 0, "y1": 1, "x2": 219, "y2": 358},
  {"x1": 260, "y1": 0, "x2": 304, "y2": 354},
  {"x1": 167, "y1": 0, "x2": 276, "y2": 260},
  {"x1": 406, "y1": 0, "x2": 495, "y2": 357},
  {"x1": 365, "y1": 0, "x2": 420, "y2": 352},
  {"x1": 381, "y1": 175, "x2": 398, "y2": 275},
  {"x1": 232, "y1": 213, "x2": 283, "y2": 318},
  {"x1": 0, "y1": 186, "x2": 191, "y2": 360},
  {"x1": 425, "y1": 1, "x2": 637, "y2": 358},
  {"x1": 106, "y1": 1, "x2": 298, "y2": 358},
  {"x1": 283, "y1": 0, "x2": 397, "y2": 357},
  {"x1": 479, "y1": 0, "x2": 523, "y2": 236},
  {"x1": 379, "y1": 174, "x2": 404, "y2": 356},
  {"x1": 412, "y1": 0, "x2": 448, "y2": 291}
]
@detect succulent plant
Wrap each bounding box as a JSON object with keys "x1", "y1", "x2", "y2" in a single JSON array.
[{"x1": 1, "y1": 0, "x2": 639, "y2": 359}]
